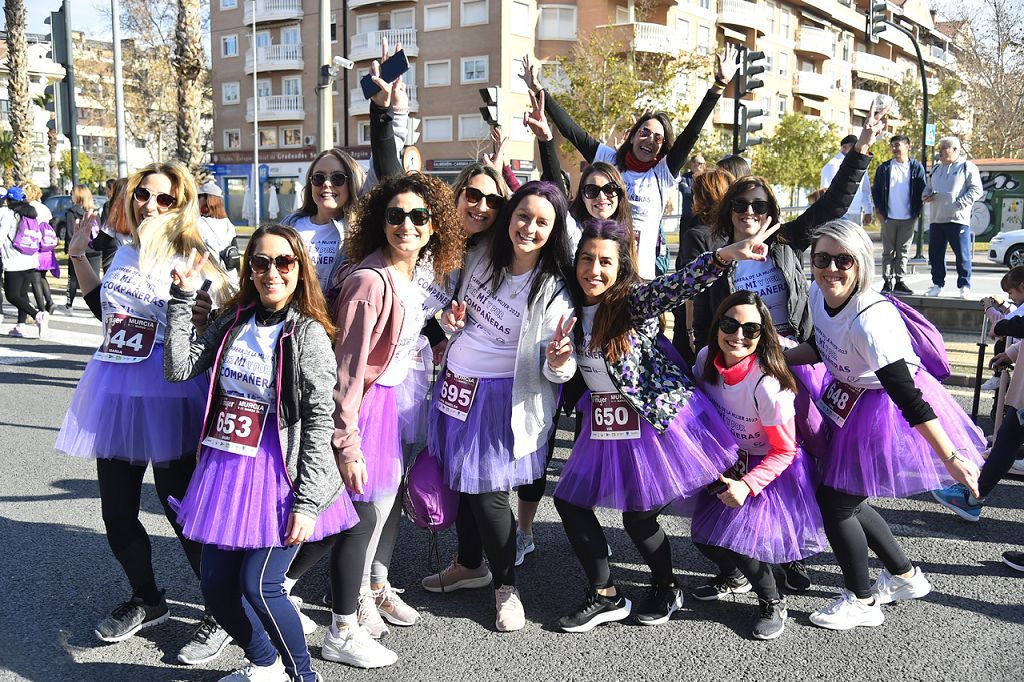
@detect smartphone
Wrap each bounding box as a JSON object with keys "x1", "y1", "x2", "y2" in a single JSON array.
[
  {"x1": 200, "y1": 279, "x2": 213, "y2": 293},
  {"x1": 360, "y1": 49, "x2": 410, "y2": 100}
]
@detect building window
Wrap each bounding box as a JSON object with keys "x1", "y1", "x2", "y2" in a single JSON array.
[
  {"x1": 357, "y1": 121, "x2": 371, "y2": 146},
  {"x1": 616, "y1": 5, "x2": 629, "y2": 23},
  {"x1": 221, "y1": 34, "x2": 238, "y2": 57},
  {"x1": 333, "y1": 122, "x2": 341, "y2": 146},
  {"x1": 330, "y1": 13, "x2": 337, "y2": 42},
  {"x1": 778, "y1": 52, "x2": 788, "y2": 77},
  {"x1": 699, "y1": 0, "x2": 711, "y2": 9},
  {"x1": 459, "y1": 114, "x2": 488, "y2": 140},
  {"x1": 780, "y1": 10, "x2": 791, "y2": 38},
  {"x1": 224, "y1": 129, "x2": 241, "y2": 149},
  {"x1": 461, "y1": 0, "x2": 488, "y2": 26},
  {"x1": 424, "y1": 60, "x2": 451, "y2": 87},
  {"x1": 259, "y1": 128, "x2": 277, "y2": 148},
  {"x1": 511, "y1": 1, "x2": 531, "y2": 36},
  {"x1": 777, "y1": 97, "x2": 787, "y2": 118},
  {"x1": 282, "y1": 76, "x2": 302, "y2": 97},
  {"x1": 677, "y1": 18, "x2": 690, "y2": 40},
  {"x1": 422, "y1": 116, "x2": 453, "y2": 142},
  {"x1": 256, "y1": 79, "x2": 272, "y2": 97},
  {"x1": 538, "y1": 5, "x2": 576, "y2": 40},
  {"x1": 697, "y1": 25, "x2": 711, "y2": 54},
  {"x1": 222, "y1": 82, "x2": 240, "y2": 105},
  {"x1": 461, "y1": 56, "x2": 488, "y2": 84},
  {"x1": 392, "y1": 8, "x2": 415, "y2": 28},
  {"x1": 220, "y1": 0, "x2": 237, "y2": 9},
  {"x1": 280, "y1": 126, "x2": 302, "y2": 147},
  {"x1": 540, "y1": 62, "x2": 569, "y2": 93},
  {"x1": 424, "y1": 3, "x2": 451, "y2": 30}
]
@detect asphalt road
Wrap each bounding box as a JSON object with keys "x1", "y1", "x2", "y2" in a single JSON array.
[{"x1": 1, "y1": 297, "x2": 1022, "y2": 682}]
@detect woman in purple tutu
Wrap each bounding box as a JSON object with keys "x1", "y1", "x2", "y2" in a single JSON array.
[
  {"x1": 164, "y1": 225, "x2": 351, "y2": 681},
  {"x1": 55, "y1": 161, "x2": 235, "y2": 658},
  {"x1": 420, "y1": 181, "x2": 576, "y2": 633},
  {"x1": 549, "y1": 218, "x2": 779, "y2": 633},
  {"x1": 786, "y1": 219, "x2": 984, "y2": 630},
  {"x1": 690, "y1": 290, "x2": 826, "y2": 640}
]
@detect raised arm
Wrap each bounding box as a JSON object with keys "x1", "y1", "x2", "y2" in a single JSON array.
[
  {"x1": 163, "y1": 251, "x2": 236, "y2": 383},
  {"x1": 519, "y1": 54, "x2": 601, "y2": 163},
  {"x1": 523, "y1": 90, "x2": 566, "y2": 190}
]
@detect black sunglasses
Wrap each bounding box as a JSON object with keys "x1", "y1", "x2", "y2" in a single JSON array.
[
  {"x1": 811, "y1": 252, "x2": 857, "y2": 271},
  {"x1": 729, "y1": 198, "x2": 771, "y2": 215},
  {"x1": 250, "y1": 254, "x2": 298, "y2": 275},
  {"x1": 310, "y1": 171, "x2": 348, "y2": 187},
  {"x1": 582, "y1": 182, "x2": 622, "y2": 200},
  {"x1": 463, "y1": 186, "x2": 505, "y2": 210},
  {"x1": 385, "y1": 207, "x2": 431, "y2": 227},
  {"x1": 719, "y1": 316, "x2": 762, "y2": 338},
  {"x1": 133, "y1": 186, "x2": 176, "y2": 209}
]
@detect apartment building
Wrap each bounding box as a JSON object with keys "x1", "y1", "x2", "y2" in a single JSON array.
[{"x1": 208, "y1": 0, "x2": 965, "y2": 222}]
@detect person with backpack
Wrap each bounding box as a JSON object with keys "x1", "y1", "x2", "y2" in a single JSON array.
[
  {"x1": 62, "y1": 184, "x2": 103, "y2": 314},
  {"x1": 26, "y1": 182, "x2": 58, "y2": 316},
  {"x1": 786, "y1": 219, "x2": 984, "y2": 631},
  {"x1": 1, "y1": 186, "x2": 48, "y2": 338}
]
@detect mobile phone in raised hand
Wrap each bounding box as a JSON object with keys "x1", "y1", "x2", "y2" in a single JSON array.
[{"x1": 360, "y1": 49, "x2": 410, "y2": 100}]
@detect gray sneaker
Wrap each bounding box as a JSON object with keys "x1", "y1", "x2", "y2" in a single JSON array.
[
  {"x1": 514, "y1": 530, "x2": 535, "y2": 567},
  {"x1": 177, "y1": 613, "x2": 231, "y2": 665},
  {"x1": 94, "y1": 593, "x2": 169, "y2": 643}
]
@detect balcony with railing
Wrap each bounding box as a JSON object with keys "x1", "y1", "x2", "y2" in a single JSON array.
[
  {"x1": 594, "y1": 22, "x2": 677, "y2": 54},
  {"x1": 349, "y1": 28, "x2": 419, "y2": 62},
  {"x1": 246, "y1": 94, "x2": 304, "y2": 123},
  {"x1": 245, "y1": 44, "x2": 304, "y2": 74},
  {"x1": 851, "y1": 51, "x2": 900, "y2": 82},
  {"x1": 795, "y1": 26, "x2": 834, "y2": 60},
  {"x1": 243, "y1": 0, "x2": 303, "y2": 25},
  {"x1": 850, "y1": 88, "x2": 876, "y2": 112},
  {"x1": 717, "y1": 0, "x2": 768, "y2": 35},
  {"x1": 349, "y1": 0, "x2": 410, "y2": 8},
  {"x1": 349, "y1": 85, "x2": 419, "y2": 116},
  {"x1": 793, "y1": 70, "x2": 832, "y2": 100}
]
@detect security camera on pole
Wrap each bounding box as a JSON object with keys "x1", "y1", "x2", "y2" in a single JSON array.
[{"x1": 732, "y1": 47, "x2": 766, "y2": 155}]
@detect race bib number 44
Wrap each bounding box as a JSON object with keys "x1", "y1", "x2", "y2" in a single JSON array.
[
  {"x1": 437, "y1": 369, "x2": 479, "y2": 422},
  {"x1": 590, "y1": 392, "x2": 641, "y2": 440},
  {"x1": 817, "y1": 379, "x2": 866, "y2": 428},
  {"x1": 202, "y1": 396, "x2": 270, "y2": 457},
  {"x1": 96, "y1": 314, "x2": 157, "y2": 363}
]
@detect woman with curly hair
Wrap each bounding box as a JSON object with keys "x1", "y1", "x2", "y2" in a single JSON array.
[{"x1": 284, "y1": 173, "x2": 464, "y2": 669}]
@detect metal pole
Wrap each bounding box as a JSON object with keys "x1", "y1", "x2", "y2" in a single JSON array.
[
  {"x1": 252, "y1": 1, "x2": 260, "y2": 226},
  {"x1": 110, "y1": 0, "x2": 127, "y2": 177},
  {"x1": 317, "y1": 0, "x2": 332, "y2": 152},
  {"x1": 63, "y1": 0, "x2": 79, "y2": 186}
]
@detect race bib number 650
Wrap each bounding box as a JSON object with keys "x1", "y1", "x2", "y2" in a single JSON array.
[{"x1": 590, "y1": 392, "x2": 641, "y2": 440}]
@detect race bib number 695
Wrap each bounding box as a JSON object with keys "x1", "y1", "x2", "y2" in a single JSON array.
[{"x1": 437, "y1": 369, "x2": 479, "y2": 422}]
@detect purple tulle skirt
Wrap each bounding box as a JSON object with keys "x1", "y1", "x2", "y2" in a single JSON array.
[
  {"x1": 351, "y1": 384, "x2": 403, "y2": 502},
  {"x1": 172, "y1": 423, "x2": 356, "y2": 550},
  {"x1": 691, "y1": 449, "x2": 826, "y2": 564},
  {"x1": 820, "y1": 369, "x2": 986, "y2": 498},
  {"x1": 394, "y1": 337, "x2": 433, "y2": 452},
  {"x1": 428, "y1": 377, "x2": 548, "y2": 494},
  {"x1": 56, "y1": 344, "x2": 207, "y2": 466},
  {"x1": 790, "y1": 362, "x2": 829, "y2": 458},
  {"x1": 554, "y1": 390, "x2": 739, "y2": 512}
]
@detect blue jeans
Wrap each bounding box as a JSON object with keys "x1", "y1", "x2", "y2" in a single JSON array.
[
  {"x1": 928, "y1": 221, "x2": 971, "y2": 288},
  {"x1": 201, "y1": 544, "x2": 315, "y2": 681}
]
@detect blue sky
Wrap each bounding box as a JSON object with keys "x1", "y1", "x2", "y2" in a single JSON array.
[{"x1": 12, "y1": 0, "x2": 112, "y2": 40}]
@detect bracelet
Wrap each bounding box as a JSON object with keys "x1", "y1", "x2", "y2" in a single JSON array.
[
  {"x1": 69, "y1": 253, "x2": 86, "y2": 261},
  {"x1": 713, "y1": 78, "x2": 728, "y2": 89},
  {"x1": 942, "y1": 447, "x2": 969, "y2": 463},
  {"x1": 711, "y1": 248, "x2": 730, "y2": 269}
]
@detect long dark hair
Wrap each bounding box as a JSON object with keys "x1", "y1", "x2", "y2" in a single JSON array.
[
  {"x1": 569, "y1": 161, "x2": 635, "y2": 236},
  {"x1": 614, "y1": 112, "x2": 674, "y2": 168},
  {"x1": 711, "y1": 175, "x2": 785, "y2": 243},
  {"x1": 292, "y1": 148, "x2": 365, "y2": 221},
  {"x1": 486, "y1": 181, "x2": 572, "y2": 304},
  {"x1": 225, "y1": 224, "x2": 337, "y2": 341},
  {"x1": 702, "y1": 290, "x2": 796, "y2": 392},
  {"x1": 572, "y1": 218, "x2": 643, "y2": 363}
]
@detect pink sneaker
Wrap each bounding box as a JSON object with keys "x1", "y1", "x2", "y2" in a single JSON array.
[
  {"x1": 495, "y1": 585, "x2": 525, "y2": 632},
  {"x1": 374, "y1": 583, "x2": 419, "y2": 626},
  {"x1": 421, "y1": 561, "x2": 492, "y2": 593}
]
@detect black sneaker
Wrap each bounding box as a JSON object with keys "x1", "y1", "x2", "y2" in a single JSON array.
[
  {"x1": 176, "y1": 613, "x2": 231, "y2": 665},
  {"x1": 881, "y1": 278, "x2": 893, "y2": 293},
  {"x1": 782, "y1": 560, "x2": 811, "y2": 592},
  {"x1": 634, "y1": 584, "x2": 684, "y2": 626},
  {"x1": 1002, "y1": 551, "x2": 1024, "y2": 573},
  {"x1": 752, "y1": 597, "x2": 787, "y2": 640},
  {"x1": 94, "y1": 592, "x2": 169, "y2": 643},
  {"x1": 558, "y1": 589, "x2": 631, "y2": 633},
  {"x1": 692, "y1": 574, "x2": 752, "y2": 601},
  {"x1": 893, "y1": 279, "x2": 914, "y2": 296}
]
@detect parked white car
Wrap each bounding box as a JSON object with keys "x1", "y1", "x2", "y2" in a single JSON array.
[{"x1": 988, "y1": 230, "x2": 1024, "y2": 268}]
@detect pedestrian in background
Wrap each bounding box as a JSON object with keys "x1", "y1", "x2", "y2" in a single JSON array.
[
  {"x1": 677, "y1": 153, "x2": 707, "y2": 228},
  {"x1": 821, "y1": 135, "x2": 873, "y2": 226},
  {"x1": 923, "y1": 136, "x2": 983, "y2": 299},
  {"x1": 872, "y1": 134, "x2": 925, "y2": 295}
]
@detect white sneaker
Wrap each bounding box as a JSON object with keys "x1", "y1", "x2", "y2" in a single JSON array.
[
  {"x1": 289, "y1": 595, "x2": 317, "y2": 636},
  {"x1": 321, "y1": 624, "x2": 397, "y2": 669},
  {"x1": 1009, "y1": 459, "x2": 1024, "y2": 476},
  {"x1": 959, "y1": 286, "x2": 971, "y2": 299},
  {"x1": 809, "y1": 591, "x2": 884, "y2": 630},
  {"x1": 35, "y1": 310, "x2": 49, "y2": 339},
  {"x1": 57, "y1": 304, "x2": 74, "y2": 316},
  {"x1": 218, "y1": 656, "x2": 289, "y2": 681},
  {"x1": 980, "y1": 376, "x2": 1001, "y2": 391},
  {"x1": 495, "y1": 585, "x2": 526, "y2": 632},
  {"x1": 872, "y1": 567, "x2": 932, "y2": 604},
  {"x1": 514, "y1": 529, "x2": 535, "y2": 567},
  {"x1": 925, "y1": 285, "x2": 942, "y2": 297}
]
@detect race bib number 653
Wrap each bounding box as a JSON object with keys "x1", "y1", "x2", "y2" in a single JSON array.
[{"x1": 202, "y1": 396, "x2": 270, "y2": 457}]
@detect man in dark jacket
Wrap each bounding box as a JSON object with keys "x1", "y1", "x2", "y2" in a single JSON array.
[{"x1": 872, "y1": 134, "x2": 926, "y2": 295}]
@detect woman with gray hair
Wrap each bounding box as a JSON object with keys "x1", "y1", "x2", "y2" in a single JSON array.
[{"x1": 787, "y1": 218, "x2": 984, "y2": 631}]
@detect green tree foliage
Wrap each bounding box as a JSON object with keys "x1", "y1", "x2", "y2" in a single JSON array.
[
  {"x1": 892, "y1": 73, "x2": 962, "y2": 162},
  {"x1": 0, "y1": 130, "x2": 15, "y2": 186},
  {"x1": 59, "y1": 151, "x2": 106, "y2": 188},
  {"x1": 752, "y1": 114, "x2": 837, "y2": 205}
]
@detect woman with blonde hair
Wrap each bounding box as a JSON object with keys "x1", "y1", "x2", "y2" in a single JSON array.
[{"x1": 56, "y1": 160, "x2": 234, "y2": 665}]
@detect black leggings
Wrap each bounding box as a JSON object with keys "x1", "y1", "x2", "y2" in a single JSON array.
[
  {"x1": 554, "y1": 498, "x2": 675, "y2": 589},
  {"x1": 67, "y1": 252, "x2": 102, "y2": 306},
  {"x1": 457, "y1": 491, "x2": 515, "y2": 587},
  {"x1": 286, "y1": 500, "x2": 376, "y2": 616},
  {"x1": 694, "y1": 542, "x2": 779, "y2": 600},
  {"x1": 96, "y1": 456, "x2": 202, "y2": 603},
  {"x1": 4, "y1": 270, "x2": 38, "y2": 323},
  {"x1": 816, "y1": 486, "x2": 912, "y2": 599},
  {"x1": 31, "y1": 270, "x2": 53, "y2": 313}
]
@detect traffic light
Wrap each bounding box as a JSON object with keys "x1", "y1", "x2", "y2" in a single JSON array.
[
  {"x1": 866, "y1": 1, "x2": 888, "y2": 44},
  {"x1": 43, "y1": 83, "x2": 70, "y2": 139},
  {"x1": 44, "y1": 9, "x2": 69, "y2": 66},
  {"x1": 739, "y1": 106, "x2": 765, "y2": 151},
  {"x1": 733, "y1": 47, "x2": 766, "y2": 154},
  {"x1": 479, "y1": 87, "x2": 499, "y2": 128},
  {"x1": 737, "y1": 49, "x2": 766, "y2": 99}
]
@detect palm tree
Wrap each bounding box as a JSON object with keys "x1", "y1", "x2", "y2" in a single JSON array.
[
  {"x1": 32, "y1": 91, "x2": 60, "y2": 190},
  {"x1": 4, "y1": 0, "x2": 34, "y2": 183},
  {"x1": 174, "y1": 0, "x2": 205, "y2": 176},
  {"x1": 0, "y1": 130, "x2": 15, "y2": 185}
]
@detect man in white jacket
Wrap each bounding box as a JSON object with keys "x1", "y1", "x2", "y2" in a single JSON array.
[
  {"x1": 821, "y1": 134, "x2": 873, "y2": 226},
  {"x1": 923, "y1": 136, "x2": 983, "y2": 298}
]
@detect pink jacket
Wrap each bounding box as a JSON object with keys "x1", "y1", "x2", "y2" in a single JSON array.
[{"x1": 330, "y1": 249, "x2": 405, "y2": 464}]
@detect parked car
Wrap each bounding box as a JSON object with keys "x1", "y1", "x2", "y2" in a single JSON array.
[
  {"x1": 43, "y1": 194, "x2": 108, "y2": 240},
  {"x1": 988, "y1": 229, "x2": 1024, "y2": 268}
]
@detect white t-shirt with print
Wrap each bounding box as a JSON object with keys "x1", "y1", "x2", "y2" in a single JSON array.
[
  {"x1": 292, "y1": 216, "x2": 345, "y2": 291},
  {"x1": 733, "y1": 259, "x2": 790, "y2": 335},
  {"x1": 447, "y1": 264, "x2": 529, "y2": 378},
  {"x1": 577, "y1": 303, "x2": 617, "y2": 393},
  {"x1": 217, "y1": 318, "x2": 284, "y2": 404}
]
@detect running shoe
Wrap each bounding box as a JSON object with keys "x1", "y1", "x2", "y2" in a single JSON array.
[
  {"x1": 177, "y1": 613, "x2": 230, "y2": 665},
  {"x1": 892, "y1": 280, "x2": 914, "y2": 296},
  {"x1": 288, "y1": 595, "x2": 318, "y2": 636},
  {"x1": 931, "y1": 483, "x2": 983, "y2": 522},
  {"x1": 634, "y1": 584, "x2": 683, "y2": 626},
  {"x1": 692, "y1": 574, "x2": 752, "y2": 601},
  {"x1": 1009, "y1": 459, "x2": 1024, "y2": 476},
  {"x1": 495, "y1": 585, "x2": 526, "y2": 632},
  {"x1": 217, "y1": 657, "x2": 288, "y2": 681},
  {"x1": 809, "y1": 591, "x2": 884, "y2": 630},
  {"x1": 514, "y1": 529, "x2": 535, "y2": 567},
  {"x1": 421, "y1": 560, "x2": 492, "y2": 593},
  {"x1": 35, "y1": 310, "x2": 49, "y2": 339},
  {"x1": 1002, "y1": 551, "x2": 1024, "y2": 572},
  {"x1": 782, "y1": 560, "x2": 811, "y2": 592},
  {"x1": 871, "y1": 567, "x2": 932, "y2": 604},
  {"x1": 374, "y1": 582, "x2": 419, "y2": 626},
  {"x1": 321, "y1": 624, "x2": 397, "y2": 669},
  {"x1": 94, "y1": 592, "x2": 169, "y2": 643},
  {"x1": 752, "y1": 598, "x2": 787, "y2": 640},
  {"x1": 7, "y1": 324, "x2": 25, "y2": 338},
  {"x1": 357, "y1": 591, "x2": 389, "y2": 639},
  {"x1": 558, "y1": 589, "x2": 631, "y2": 633}
]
